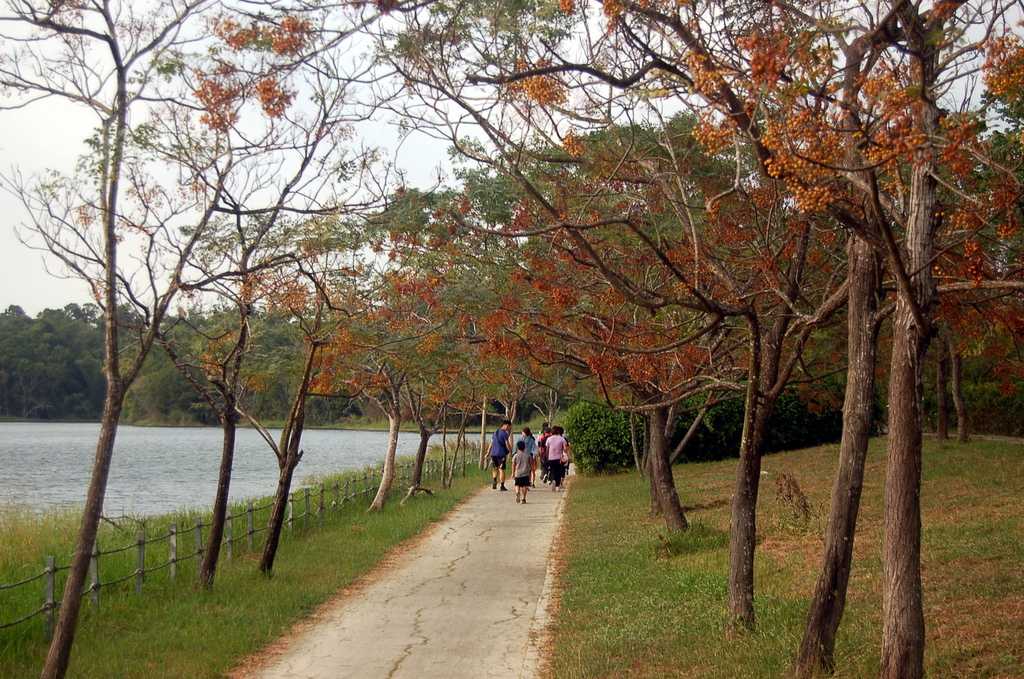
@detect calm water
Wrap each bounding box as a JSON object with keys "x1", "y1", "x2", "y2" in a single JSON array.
[{"x1": 0, "y1": 422, "x2": 424, "y2": 517}]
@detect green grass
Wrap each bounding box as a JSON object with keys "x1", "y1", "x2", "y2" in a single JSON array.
[
  {"x1": 1, "y1": 459, "x2": 489, "y2": 678},
  {"x1": 548, "y1": 437, "x2": 1024, "y2": 678}
]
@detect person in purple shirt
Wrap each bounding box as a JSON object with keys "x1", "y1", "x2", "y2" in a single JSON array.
[
  {"x1": 490, "y1": 420, "x2": 513, "y2": 491},
  {"x1": 544, "y1": 426, "x2": 570, "y2": 491}
]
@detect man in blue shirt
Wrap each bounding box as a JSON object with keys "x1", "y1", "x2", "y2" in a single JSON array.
[{"x1": 490, "y1": 420, "x2": 513, "y2": 491}]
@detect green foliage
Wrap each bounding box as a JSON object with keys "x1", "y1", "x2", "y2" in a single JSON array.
[
  {"x1": 0, "y1": 304, "x2": 105, "y2": 420},
  {"x1": 766, "y1": 391, "x2": 844, "y2": 453},
  {"x1": 563, "y1": 402, "x2": 637, "y2": 473},
  {"x1": 122, "y1": 347, "x2": 216, "y2": 425},
  {"x1": 676, "y1": 390, "x2": 844, "y2": 463},
  {"x1": 679, "y1": 397, "x2": 745, "y2": 463},
  {"x1": 958, "y1": 382, "x2": 1024, "y2": 436}
]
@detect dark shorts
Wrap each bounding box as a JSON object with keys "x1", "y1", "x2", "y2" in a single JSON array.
[
  {"x1": 491, "y1": 455, "x2": 507, "y2": 470},
  {"x1": 514, "y1": 476, "x2": 531, "y2": 487}
]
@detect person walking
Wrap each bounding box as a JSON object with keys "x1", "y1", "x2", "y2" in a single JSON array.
[
  {"x1": 510, "y1": 440, "x2": 535, "y2": 503},
  {"x1": 536, "y1": 426, "x2": 552, "y2": 484},
  {"x1": 518, "y1": 427, "x2": 539, "y2": 487},
  {"x1": 490, "y1": 420, "x2": 513, "y2": 491},
  {"x1": 544, "y1": 426, "x2": 570, "y2": 491}
]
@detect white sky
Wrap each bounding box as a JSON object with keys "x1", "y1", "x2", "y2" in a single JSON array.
[
  {"x1": 0, "y1": 100, "x2": 452, "y2": 317},
  {"x1": 0, "y1": 101, "x2": 100, "y2": 316}
]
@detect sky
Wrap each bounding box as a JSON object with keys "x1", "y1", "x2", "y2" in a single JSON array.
[
  {"x1": 0, "y1": 101, "x2": 100, "y2": 316},
  {"x1": 0, "y1": 98, "x2": 453, "y2": 318}
]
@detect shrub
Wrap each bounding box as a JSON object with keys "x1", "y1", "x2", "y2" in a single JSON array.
[
  {"x1": 563, "y1": 402, "x2": 638, "y2": 473},
  {"x1": 673, "y1": 390, "x2": 844, "y2": 463},
  {"x1": 562, "y1": 387, "x2": 844, "y2": 471}
]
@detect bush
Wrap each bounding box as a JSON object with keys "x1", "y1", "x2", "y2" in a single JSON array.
[
  {"x1": 674, "y1": 390, "x2": 844, "y2": 464},
  {"x1": 563, "y1": 402, "x2": 638, "y2": 473},
  {"x1": 677, "y1": 397, "x2": 745, "y2": 463},
  {"x1": 562, "y1": 387, "x2": 844, "y2": 471}
]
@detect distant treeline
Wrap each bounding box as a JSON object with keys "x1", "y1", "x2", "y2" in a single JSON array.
[
  {"x1": 0, "y1": 304, "x2": 361, "y2": 425},
  {"x1": 0, "y1": 304, "x2": 105, "y2": 420},
  {"x1": 3, "y1": 303, "x2": 1023, "y2": 437}
]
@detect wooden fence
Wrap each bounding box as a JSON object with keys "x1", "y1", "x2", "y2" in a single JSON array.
[{"x1": 0, "y1": 459, "x2": 438, "y2": 639}]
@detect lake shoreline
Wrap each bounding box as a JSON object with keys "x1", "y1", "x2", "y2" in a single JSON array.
[{"x1": 0, "y1": 423, "x2": 430, "y2": 517}]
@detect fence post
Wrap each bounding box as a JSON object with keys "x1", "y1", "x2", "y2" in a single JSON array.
[
  {"x1": 45, "y1": 556, "x2": 55, "y2": 641},
  {"x1": 89, "y1": 542, "x2": 100, "y2": 612},
  {"x1": 287, "y1": 494, "x2": 294, "y2": 531},
  {"x1": 319, "y1": 484, "x2": 325, "y2": 527},
  {"x1": 169, "y1": 523, "x2": 177, "y2": 583},
  {"x1": 247, "y1": 502, "x2": 254, "y2": 553},
  {"x1": 304, "y1": 488, "x2": 310, "y2": 530},
  {"x1": 333, "y1": 480, "x2": 339, "y2": 509},
  {"x1": 194, "y1": 517, "x2": 203, "y2": 571},
  {"x1": 344, "y1": 478, "x2": 350, "y2": 505},
  {"x1": 135, "y1": 531, "x2": 145, "y2": 596},
  {"x1": 226, "y1": 512, "x2": 233, "y2": 560},
  {"x1": 363, "y1": 472, "x2": 369, "y2": 499}
]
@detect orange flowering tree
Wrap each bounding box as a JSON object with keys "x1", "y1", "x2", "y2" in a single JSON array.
[
  {"x1": 379, "y1": 0, "x2": 1024, "y2": 673},
  {"x1": 419, "y1": 114, "x2": 848, "y2": 538}
]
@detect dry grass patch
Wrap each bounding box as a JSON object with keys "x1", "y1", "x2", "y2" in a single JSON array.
[{"x1": 547, "y1": 437, "x2": 1024, "y2": 678}]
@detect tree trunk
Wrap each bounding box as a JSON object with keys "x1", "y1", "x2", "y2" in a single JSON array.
[
  {"x1": 936, "y1": 342, "x2": 949, "y2": 440},
  {"x1": 440, "y1": 409, "x2": 450, "y2": 489},
  {"x1": 879, "y1": 76, "x2": 939, "y2": 675},
  {"x1": 642, "y1": 418, "x2": 660, "y2": 516},
  {"x1": 40, "y1": 392, "x2": 124, "y2": 679},
  {"x1": 880, "y1": 299, "x2": 928, "y2": 679},
  {"x1": 877, "y1": 12, "x2": 942, "y2": 662},
  {"x1": 449, "y1": 409, "x2": 469, "y2": 487},
  {"x1": 369, "y1": 413, "x2": 401, "y2": 511},
  {"x1": 630, "y1": 411, "x2": 644, "y2": 477},
  {"x1": 410, "y1": 417, "x2": 430, "y2": 489},
  {"x1": 647, "y1": 405, "x2": 688, "y2": 532},
  {"x1": 728, "y1": 323, "x2": 767, "y2": 633},
  {"x1": 792, "y1": 236, "x2": 881, "y2": 677},
  {"x1": 668, "y1": 401, "x2": 710, "y2": 466},
  {"x1": 258, "y1": 452, "x2": 300, "y2": 575},
  {"x1": 542, "y1": 387, "x2": 559, "y2": 426},
  {"x1": 258, "y1": 333, "x2": 315, "y2": 576},
  {"x1": 198, "y1": 413, "x2": 237, "y2": 587},
  {"x1": 951, "y1": 350, "x2": 968, "y2": 443}
]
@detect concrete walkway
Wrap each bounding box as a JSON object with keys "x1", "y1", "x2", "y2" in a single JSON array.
[{"x1": 233, "y1": 479, "x2": 568, "y2": 679}]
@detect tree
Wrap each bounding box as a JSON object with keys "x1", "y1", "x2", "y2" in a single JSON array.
[
  {"x1": 1, "y1": 0, "x2": 389, "y2": 668},
  {"x1": 381, "y1": 0, "x2": 1024, "y2": 669},
  {"x1": 0, "y1": 2, "x2": 234, "y2": 674},
  {"x1": 157, "y1": 304, "x2": 254, "y2": 586},
  {"x1": 241, "y1": 260, "x2": 360, "y2": 574}
]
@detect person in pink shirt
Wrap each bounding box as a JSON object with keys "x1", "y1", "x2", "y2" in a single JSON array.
[{"x1": 544, "y1": 426, "x2": 570, "y2": 491}]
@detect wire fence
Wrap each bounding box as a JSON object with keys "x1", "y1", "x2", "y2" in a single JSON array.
[{"x1": 0, "y1": 459, "x2": 439, "y2": 640}]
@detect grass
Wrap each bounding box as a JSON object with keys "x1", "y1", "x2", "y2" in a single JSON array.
[
  {"x1": 1, "y1": 457, "x2": 489, "y2": 678},
  {"x1": 548, "y1": 437, "x2": 1024, "y2": 678}
]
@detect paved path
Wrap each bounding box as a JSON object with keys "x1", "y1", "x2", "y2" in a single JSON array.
[{"x1": 234, "y1": 480, "x2": 568, "y2": 679}]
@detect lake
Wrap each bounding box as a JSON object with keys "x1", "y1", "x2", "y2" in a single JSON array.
[{"x1": 0, "y1": 422, "x2": 428, "y2": 517}]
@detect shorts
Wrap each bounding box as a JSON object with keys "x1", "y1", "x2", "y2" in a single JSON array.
[
  {"x1": 514, "y1": 476, "x2": 531, "y2": 487},
  {"x1": 491, "y1": 455, "x2": 507, "y2": 470}
]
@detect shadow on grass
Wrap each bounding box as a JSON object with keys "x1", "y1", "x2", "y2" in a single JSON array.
[{"x1": 658, "y1": 521, "x2": 729, "y2": 558}]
